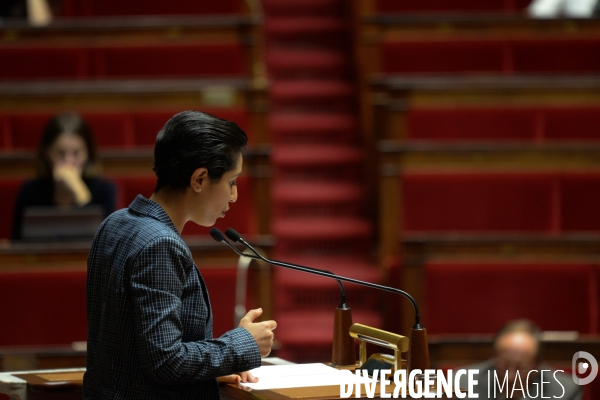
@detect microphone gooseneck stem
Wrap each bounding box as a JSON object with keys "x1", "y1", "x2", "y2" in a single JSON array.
[
  {"x1": 213, "y1": 228, "x2": 347, "y2": 308},
  {"x1": 234, "y1": 234, "x2": 420, "y2": 326}
]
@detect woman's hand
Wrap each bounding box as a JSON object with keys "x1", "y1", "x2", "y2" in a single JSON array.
[
  {"x1": 217, "y1": 371, "x2": 258, "y2": 384},
  {"x1": 239, "y1": 308, "x2": 277, "y2": 358},
  {"x1": 53, "y1": 164, "x2": 91, "y2": 206}
]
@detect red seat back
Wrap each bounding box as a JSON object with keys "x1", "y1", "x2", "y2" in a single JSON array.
[
  {"x1": 0, "y1": 270, "x2": 88, "y2": 346},
  {"x1": 424, "y1": 262, "x2": 596, "y2": 334}
]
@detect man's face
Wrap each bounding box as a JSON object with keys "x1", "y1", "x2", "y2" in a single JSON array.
[{"x1": 494, "y1": 332, "x2": 538, "y2": 387}]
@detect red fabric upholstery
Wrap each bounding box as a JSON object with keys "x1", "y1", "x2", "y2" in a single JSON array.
[
  {"x1": 407, "y1": 106, "x2": 600, "y2": 142},
  {"x1": 10, "y1": 113, "x2": 52, "y2": 149},
  {"x1": 0, "y1": 270, "x2": 88, "y2": 346},
  {"x1": 423, "y1": 262, "x2": 595, "y2": 334},
  {"x1": 0, "y1": 115, "x2": 10, "y2": 149},
  {"x1": 402, "y1": 173, "x2": 555, "y2": 232},
  {"x1": 93, "y1": 44, "x2": 246, "y2": 78},
  {"x1": 63, "y1": 0, "x2": 242, "y2": 16},
  {"x1": 512, "y1": 39, "x2": 600, "y2": 74},
  {"x1": 0, "y1": 178, "x2": 23, "y2": 239},
  {"x1": 0, "y1": 44, "x2": 247, "y2": 80},
  {"x1": 0, "y1": 47, "x2": 86, "y2": 80},
  {"x1": 200, "y1": 267, "x2": 238, "y2": 338},
  {"x1": 376, "y1": 0, "x2": 531, "y2": 13},
  {"x1": 6, "y1": 109, "x2": 249, "y2": 150},
  {"x1": 8, "y1": 112, "x2": 131, "y2": 149},
  {"x1": 545, "y1": 107, "x2": 600, "y2": 141},
  {"x1": 560, "y1": 174, "x2": 600, "y2": 231},
  {"x1": 382, "y1": 40, "x2": 506, "y2": 74},
  {"x1": 113, "y1": 174, "x2": 255, "y2": 236},
  {"x1": 81, "y1": 112, "x2": 132, "y2": 148},
  {"x1": 407, "y1": 108, "x2": 538, "y2": 141},
  {"x1": 382, "y1": 39, "x2": 600, "y2": 74}
]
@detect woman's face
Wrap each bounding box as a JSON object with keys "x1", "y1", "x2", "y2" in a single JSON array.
[
  {"x1": 47, "y1": 132, "x2": 89, "y2": 171},
  {"x1": 194, "y1": 153, "x2": 243, "y2": 226}
]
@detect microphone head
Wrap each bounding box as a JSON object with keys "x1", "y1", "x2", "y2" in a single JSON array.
[
  {"x1": 225, "y1": 228, "x2": 242, "y2": 243},
  {"x1": 209, "y1": 227, "x2": 226, "y2": 242}
]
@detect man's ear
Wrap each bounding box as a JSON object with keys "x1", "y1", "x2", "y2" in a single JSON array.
[{"x1": 190, "y1": 168, "x2": 209, "y2": 192}]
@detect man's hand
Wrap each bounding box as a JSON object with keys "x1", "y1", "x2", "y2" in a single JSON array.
[{"x1": 239, "y1": 308, "x2": 277, "y2": 358}]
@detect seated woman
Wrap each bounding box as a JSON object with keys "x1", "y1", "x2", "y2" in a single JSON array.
[{"x1": 11, "y1": 112, "x2": 116, "y2": 240}]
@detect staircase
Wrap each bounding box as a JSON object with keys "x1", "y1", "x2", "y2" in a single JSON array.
[{"x1": 263, "y1": 0, "x2": 383, "y2": 363}]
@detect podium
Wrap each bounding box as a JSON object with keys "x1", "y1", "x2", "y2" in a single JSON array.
[{"x1": 0, "y1": 366, "x2": 456, "y2": 400}]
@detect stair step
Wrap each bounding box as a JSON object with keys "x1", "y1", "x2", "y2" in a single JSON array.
[
  {"x1": 270, "y1": 112, "x2": 356, "y2": 144},
  {"x1": 266, "y1": 48, "x2": 349, "y2": 79},
  {"x1": 272, "y1": 144, "x2": 363, "y2": 166},
  {"x1": 271, "y1": 80, "x2": 354, "y2": 104},
  {"x1": 273, "y1": 216, "x2": 372, "y2": 239},
  {"x1": 263, "y1": 0, "x2": 347, "y2": 17}
]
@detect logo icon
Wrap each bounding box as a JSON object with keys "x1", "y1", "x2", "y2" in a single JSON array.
[{"x1": 572, "y1": 351, "x2": 598, "y2": 386}]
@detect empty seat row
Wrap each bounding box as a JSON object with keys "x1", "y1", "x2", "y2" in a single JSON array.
[
  {"x1": 407, "y1": 106, "x2": 600, "y2": 142},
  {"x1": 0, "y1": 174, "x2": 255, "y2": 240},
  {"x1": 0, "y1": 108, "x2": 251, "y2": 150},
  {"x1": 0, "y1": 43, "x2": 247, "y2": 81},
  {"x1": 59, "y1": 0, "x2": 245, "y2": 17},
  {"x1": 382, "y1": 38, "x2": 600, "y2": 74},
  {"x1": 375, "y1": 0, "x2": 532, "y2": 13},
  {"x1": 402, "y1": 172, "x2": 600, "y2": 232},
  {"x1": 422, "y1": 261, "x2": 599, "y2": 334},
  {"x1": 0, "y1": 266, "x2": 240, "y2": 347}
]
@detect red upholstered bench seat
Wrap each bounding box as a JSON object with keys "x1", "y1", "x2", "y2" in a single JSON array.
[
  {"x1": 0, "y1": 270, "x2": 88, "y2": 346},
  {"x1": 422, "y1": 261, "x2": 597, "y2": 334},
  {"x1": 376, "y1": 0, "x2": 531, "y2": 13},
  {"x1": 0, "y1": 43, "x2": 247, "y2": 81},
  {"x1": 0, "y1": 108, "x2": 251, "y2": 150},
  {"x1": 382, "y1": 39, "x2": 600, "y2": 74},
  {"x1": 60, "y1": 0, "x2": 243, "y2": 17},
  {"x1": 402, "y1": 172, "x2": 600, "y2": 233},
  {"x1": 0, "y1": 266, "x2": 242, "y2": 346},
  {"x1": 407, "y1": 106, "x2": 600, "y2": 142}
]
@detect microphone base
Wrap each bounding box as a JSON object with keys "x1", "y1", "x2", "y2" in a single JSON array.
[
  {"x1": 408, "y1": 325, "x2": 430, "y2": 373},
  {"x1": 331, "y1": 307, "x2": 356, "y2": 366}
]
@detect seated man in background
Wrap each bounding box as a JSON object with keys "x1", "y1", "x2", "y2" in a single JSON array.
[{"x1": 459, "y1": 319, "x2": 582, "y2": 400}]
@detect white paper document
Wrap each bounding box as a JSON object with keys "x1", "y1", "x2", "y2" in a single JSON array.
[{"x1": 239, "y1": 363, "x2": 372, "y2": 390}]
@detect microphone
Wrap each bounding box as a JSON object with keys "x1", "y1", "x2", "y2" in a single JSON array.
[
  {"x1": 211, "y1": 228, "x2": 348, "y2": 307},
  {"x1": 218, "y1": 227, "x2": 430, "y2": 372},
  {"x1": 211, "y1": 227, "x2": 354, "y2": 365}
]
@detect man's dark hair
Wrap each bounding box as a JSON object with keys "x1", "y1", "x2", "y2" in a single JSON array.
[{"x1": 153, "y1": 110, "x2": 248, "y2": 193}]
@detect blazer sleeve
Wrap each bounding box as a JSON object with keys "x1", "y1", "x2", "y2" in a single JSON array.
[{"x1": 130, "y1": 236, "x2": 261, "y2": 384}]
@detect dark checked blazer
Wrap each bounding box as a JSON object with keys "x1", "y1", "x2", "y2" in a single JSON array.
[{"x1": 84, "y1": 195, "x2": 261, "y2": 400}]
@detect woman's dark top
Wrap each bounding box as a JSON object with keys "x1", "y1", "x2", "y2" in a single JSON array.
[{"x1": 11, "y1": 177, "x2": 117, "y2": 240}]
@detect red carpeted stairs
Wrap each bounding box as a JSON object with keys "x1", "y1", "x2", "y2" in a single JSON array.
[{"x1": 263, "y1": 0, "x2": 383, "y2": 363}]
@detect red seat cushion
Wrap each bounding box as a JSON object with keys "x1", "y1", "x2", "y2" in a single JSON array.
[
  {"x1": 423, "y1": 262, "x2": 595, "y2": 334},
  {"x1": 544, "y1": 107, "x2": 600, "y2": 141},
  {"x1": 513, "y1": 39, "x2": 600, "y2": 74},
  {"x1": 0, "y1": 270, "x2": 88, "y2": 346},
  {"x1": 65, "y1": 0, "x2": 242, "y2": 17},
  {"x1": 408, "y1": 108, "x2": 538, "y2": 141},
  {"x1": 0, "y1": 47, "x2": 86, "y2": 80},
  {"x1": 376, "y1": 0, "x2": 530, "y2": 13},
  {"x1": 382, "y1": 40, "x2": 506, "y2": 74},
  {"x1": 93, "y1": 44, "x2": 247, "y2": 78},
  {"x1": 560, "y1": 174, "x2": 600, "y2": 231},
  {"x1": 402, "y1": 173, "x2": 556, "y2": 232}
]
